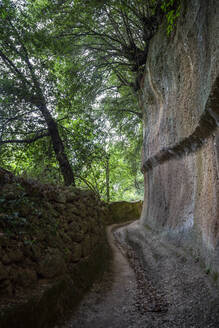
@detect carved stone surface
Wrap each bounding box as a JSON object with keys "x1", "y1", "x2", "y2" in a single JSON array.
[{"x1": 140, "y1": 0, "x2": 219, "y2": 272}]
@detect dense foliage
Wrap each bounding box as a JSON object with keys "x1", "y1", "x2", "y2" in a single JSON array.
[{"x1": 0, "y1": 0, "x2": 180, "y2": 201}]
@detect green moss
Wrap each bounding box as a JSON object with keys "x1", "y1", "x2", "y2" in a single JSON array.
[
  {"x1": 0, "y1": 174, "x2": 111, "y2": 328},
  {"x1": 143, "y1": 224, "x2": 152, "y2": 231},
  {"x1": 205, "y1": 267, "x2": 211, "y2": 275},
  {"x1": 108, "y1": 201, "x2": 142, "y2": 224},
  {"x1": 212, "y1": 271, "x2": 219, "y2": 283},
  {"x1": 161, "y1": 0, "x2": 181, "y2": 35}
]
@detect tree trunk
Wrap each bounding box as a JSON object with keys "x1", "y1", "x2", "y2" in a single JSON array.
[
  {"x1": 39, "y1": 104, "x2": 75, "y2": 186},
  {"x1": 106, "y1": 154, "x2": 110, "y2": 202}
]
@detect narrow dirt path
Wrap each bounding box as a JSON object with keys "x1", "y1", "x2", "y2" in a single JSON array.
[
  {"x1": 60, "y1": 222, "x2": 143, "y2": 328},
  {"x1": 59, "y1": 222, "x2": 219, "y2": 328}
]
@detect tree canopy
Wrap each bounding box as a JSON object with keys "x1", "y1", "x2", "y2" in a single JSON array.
[{"x1": 0, "y1": 0, "x2": 180, "y2": 201}]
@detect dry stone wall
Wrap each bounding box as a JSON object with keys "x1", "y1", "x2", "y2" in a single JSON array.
[
  {"x1": 137, "y1": 0, "x2": 218, "y2": 273},
  {"x1": 107, "y1": 201, "x2": 143, "y2": 224},
  {"x1": 0, "y1": 168, "x2": 109, "y2": 328}
]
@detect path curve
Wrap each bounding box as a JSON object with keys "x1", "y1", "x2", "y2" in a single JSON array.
[
  {"x1": 60, "y1": 221, "x2": 142, "y2": 328},
  {"x1": 60, "y1": 221, "x2": 219, "y2": 328}
]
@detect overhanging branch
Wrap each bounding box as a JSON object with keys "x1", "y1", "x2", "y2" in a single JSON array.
[{"x1": 0, "y1": 132, "x2": 50, "y2": 145}]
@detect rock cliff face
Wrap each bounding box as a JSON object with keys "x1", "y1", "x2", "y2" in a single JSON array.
[{"x1": 139, "y1": 0, "x2": 218, "y2": 272}]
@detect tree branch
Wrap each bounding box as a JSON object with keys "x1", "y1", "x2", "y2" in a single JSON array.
[
  {"x1": 0, "y1": 132, "x2": 49, "y2": 145},
  {"x1": 117, "y1": 108, "x2": 142, "y2": 119}
]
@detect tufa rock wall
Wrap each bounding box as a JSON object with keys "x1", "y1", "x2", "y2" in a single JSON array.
[
  {"x1": 0, "y1": 168, "x2": 110, "y2": 328},
  {"x1": 137, "y1": 0, "x2": 218, "y2": 272}
]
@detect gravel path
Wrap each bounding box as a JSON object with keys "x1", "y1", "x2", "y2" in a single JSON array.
[{"x1": 59, "y1": 222, "x2": 219, "y2": 328}]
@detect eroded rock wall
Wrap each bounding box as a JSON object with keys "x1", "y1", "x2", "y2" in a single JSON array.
[{"x1": 140, "y1": 0, "x2": 219, "y2": 271}]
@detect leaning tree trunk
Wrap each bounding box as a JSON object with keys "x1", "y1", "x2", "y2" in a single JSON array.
[
  {"x1": 105, "y1": 154, "x2": 110, "y2": 203},
  {"x1": 39, "y1": 103, "x2": 75, "y2": 186}
]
